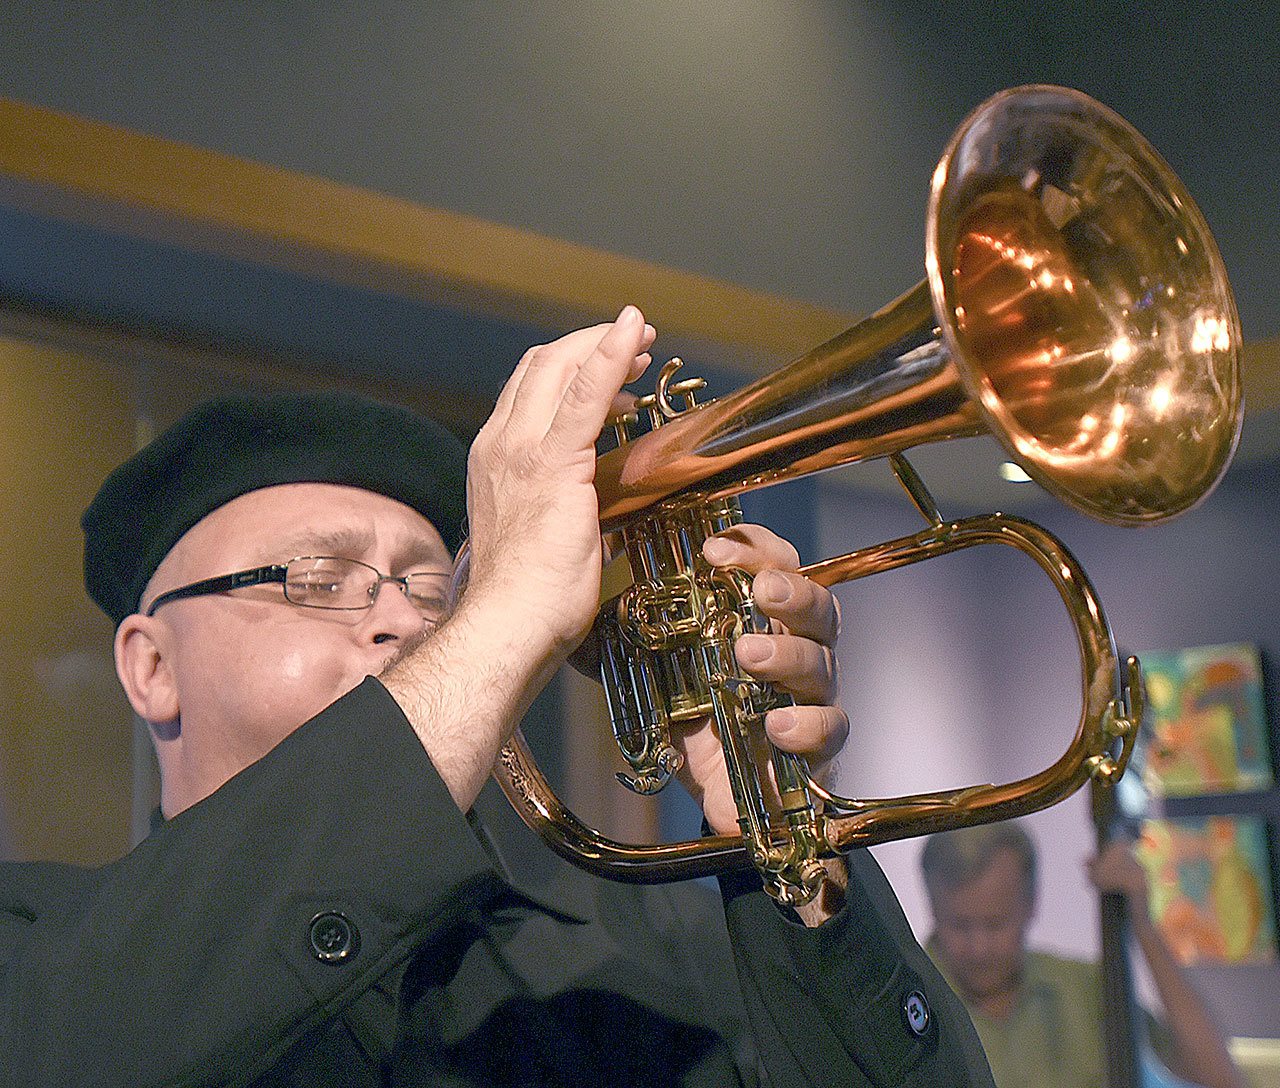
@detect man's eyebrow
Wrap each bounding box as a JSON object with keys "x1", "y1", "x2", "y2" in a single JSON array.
[
  {"x1": 389, "y1": 534, "x2": 453, "y2": 572},
  {"x1": 255, "y1": 526, "x2": 450, "y2": 571},
  {"x1": 265, "y1": 526, "x2": 376, "y2": 562}
]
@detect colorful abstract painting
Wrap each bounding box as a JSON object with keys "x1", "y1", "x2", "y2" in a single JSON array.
[
  {"x1": 1135, "y1": 816, "x2": 1277, "y2": 965},
  {"x1": 1136, "y1": 643, "x2": 1273, "y2": 797}
]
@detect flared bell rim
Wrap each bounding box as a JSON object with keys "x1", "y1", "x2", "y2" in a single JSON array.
[{"x1": 925, "y1": 84, "x2": 1243, "y2": 525}]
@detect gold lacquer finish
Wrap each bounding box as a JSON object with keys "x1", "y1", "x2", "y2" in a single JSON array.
[{"x1": 492, "y1": 86, "x2": 1242, "y2": 905}]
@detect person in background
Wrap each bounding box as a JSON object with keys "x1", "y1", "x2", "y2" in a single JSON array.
[
  {"x1": 920, "y1": 821, "x2": 1245, "y2": 1088},
  {"x1": 0, "y1": 310, "x2": 995, "y2": 1087}
]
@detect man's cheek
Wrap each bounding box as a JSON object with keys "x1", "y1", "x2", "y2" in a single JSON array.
[
  {"x1": 269, "y1": 649, "x2": 366, "y2": 716},
  {"x1": 278, "y1": 650, "x2": 308, "y2": 684}
]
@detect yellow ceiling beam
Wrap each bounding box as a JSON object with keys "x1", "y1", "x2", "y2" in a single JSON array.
[
  {"x1": 1, "y1": 97, "x2": 1275, "y2": 410},
  {"x1": 0, "y1": 96, "x2": 849, "y2": 372}
]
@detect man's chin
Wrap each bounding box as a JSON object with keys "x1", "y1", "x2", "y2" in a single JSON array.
[{"x1": 957, "y1": 974, "x2": 1007, "y2": 1002}]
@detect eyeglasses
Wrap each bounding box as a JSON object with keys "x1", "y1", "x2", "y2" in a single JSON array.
[{"x1": 144, "y1": 555, "x2": 451, "y2": 624}]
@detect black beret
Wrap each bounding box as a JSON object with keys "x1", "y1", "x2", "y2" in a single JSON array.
[{"x1": 83, "y1": 390, "x2": 467, "y2": 626}]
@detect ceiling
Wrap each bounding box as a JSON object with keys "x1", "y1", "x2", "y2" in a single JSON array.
[{"x1": 0, "y1": 2, "x2": 1276, "y2": 513}]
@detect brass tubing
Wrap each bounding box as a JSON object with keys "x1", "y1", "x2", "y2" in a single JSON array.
[
  {"x1": 801, "y1": 514, "x2": 1140, "y2": 850},
  {"x1": 595, "y1": 282, "x2": 982, "y2": 527},
  {"x1": 494, "y1": 513, "x2": 1139, "y2": 885},
  {"x1": 495, "y1": 733, "x2": 749, "y2": 883}
]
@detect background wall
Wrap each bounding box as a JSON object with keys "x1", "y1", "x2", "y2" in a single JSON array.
[{"x1": 0, "y1": 339, "x2": 136, "y2": 861}]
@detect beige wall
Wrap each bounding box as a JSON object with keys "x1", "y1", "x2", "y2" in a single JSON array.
[{"x1": 0, "y1": 336, "x2": 137, "y2": 863}]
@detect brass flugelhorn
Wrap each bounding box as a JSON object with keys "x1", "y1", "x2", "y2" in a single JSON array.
[{"x1": 494, "y1": 85, "x2": 1242, "y2": 905}]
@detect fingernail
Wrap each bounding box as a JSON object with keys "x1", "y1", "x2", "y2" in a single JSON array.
[
  {"x1": 703, "y1": 537, "x2": 734, "y2": 564},
  {"x1": 616, "y1": 305, "x2": 640, "y2": 326},
  {"x1": 755, "y1": 571, "x2": 790, "y2": 606},
  {"x1": 767, "y1": 707, "x2": 797, "y2": 738},
  {"x1": 737, "y1": 634, "x2": 773, "y2": 667}
]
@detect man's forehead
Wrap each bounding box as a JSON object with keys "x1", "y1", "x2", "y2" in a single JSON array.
[
  {"x1": 264, "y1": 522, "x2": 449, "y2": 566},
  {"x1": 268, "y1": 523, "x2": 377, "y2": 559},
  {"x1": 936, "y1": 888, "x2": 1024, "y2": 918},
  {"x1": 935, "y1": 893, "x2": 1030, "y2": 933}
]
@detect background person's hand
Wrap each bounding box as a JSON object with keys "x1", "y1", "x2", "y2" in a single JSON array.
[{"x1": 1086, "y1": 837, "x2": 1152, "y2": 915}]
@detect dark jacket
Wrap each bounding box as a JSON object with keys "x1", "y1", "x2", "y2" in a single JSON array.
[{"x1": 0, "y1": 678, "x2": 993, "y2": 1087}]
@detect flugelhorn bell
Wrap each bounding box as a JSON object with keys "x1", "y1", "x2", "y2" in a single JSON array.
[
  {"x1": 491, "y1": 85, "x2": 1243, "y2": 905},
  {"x1": 928, "y1": 85, "x2": 1240, "y2": 524}
]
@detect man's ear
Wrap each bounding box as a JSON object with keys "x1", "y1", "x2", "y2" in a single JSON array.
[{"x1": 114, "y1": 615, "x2": 180, "y2": 727}]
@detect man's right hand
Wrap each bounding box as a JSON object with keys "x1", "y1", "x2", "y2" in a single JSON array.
[
  {"x1": 381, "y1": 308, "x2": 653, "y2": 810},
  {"x1": 461, "y1": 307, "x2": 654, "y2": 657}
]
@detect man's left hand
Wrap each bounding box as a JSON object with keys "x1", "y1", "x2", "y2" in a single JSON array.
[{"x1": 677, "y1": 523, "x2": 848, "y2": 839}]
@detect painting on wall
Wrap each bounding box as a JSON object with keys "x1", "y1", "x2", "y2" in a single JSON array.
[
  {"x1": 1135, "y1": 642, "x2": 1273, "y2": 797},
  {"x1": 1134, "y1": 815, "x2": 1277, "y2": 966}
]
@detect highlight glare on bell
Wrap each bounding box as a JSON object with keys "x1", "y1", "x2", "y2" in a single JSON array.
[{"x1": 928, "y1": 85, "x2": 1242, "y2": 525}]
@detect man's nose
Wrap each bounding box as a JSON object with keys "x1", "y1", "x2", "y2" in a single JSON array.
[
  {"x1": 364, "y1": 577, "x2": 427, "y2": 642},
  {"x1": 949, "y1": 928, "x2": 984, "y2": 959}
]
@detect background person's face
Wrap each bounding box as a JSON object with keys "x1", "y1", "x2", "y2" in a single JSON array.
[
  {"x1": 136, "y1": 482, "x2": 451, "y2": 814},
  {"x1": 929, "y1": 847, "x2": 1035, "y2": 1004}
]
